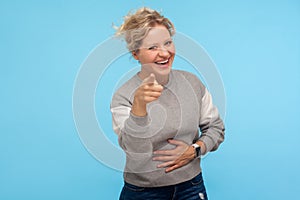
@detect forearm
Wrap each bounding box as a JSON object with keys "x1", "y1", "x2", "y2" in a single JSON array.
[
  {"x1": 131, "y1": 98, "x2": 147, "y2": 117},
  {"x1": 118, "y1": 112, "x2": 150, "y2": 145},
  {"x1": 198, "y1": 87, "x2": 225, "y2": 155},
  {"x1": 111, "y1": 104, "x2": 151, "y2": 151},
  {"x1": 198, "y1": 121, "x2": 225, "y2": 155}
]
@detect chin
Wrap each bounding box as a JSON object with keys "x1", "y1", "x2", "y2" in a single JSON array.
[{"x1": 153, "y1": 66, "x2": 172, "y2": 76}]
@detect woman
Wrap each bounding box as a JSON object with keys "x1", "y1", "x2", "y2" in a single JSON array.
[{"x1": 110, "y1": 7, "x2": 225, "y2": 200}]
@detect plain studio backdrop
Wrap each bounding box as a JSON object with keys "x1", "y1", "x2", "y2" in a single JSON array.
[{"x1": 0, "y1": 1, "x2": 299, "y2": 200}]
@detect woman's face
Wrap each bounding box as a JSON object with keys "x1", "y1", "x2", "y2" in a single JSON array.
[{"x1": 133, "y1": 24, "x2": 175, "y2": 77}]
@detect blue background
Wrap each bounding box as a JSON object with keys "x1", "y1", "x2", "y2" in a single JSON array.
[{"x1": 1, "y1": 0, "x2": 299, "y2": 199}]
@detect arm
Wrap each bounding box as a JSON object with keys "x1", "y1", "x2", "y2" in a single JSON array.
[
  {"x1": 197, "y1": 88, "x2": 225, "y2": 155},
  {"x1": 111, "y1": 74, "x2": 163, "y2": 151},
  {"x1": 153, "y1": 87, "x2": 225, "y2": 172}
]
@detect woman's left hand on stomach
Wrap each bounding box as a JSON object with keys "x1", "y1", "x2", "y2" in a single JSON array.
[{"x1": 153, "y1": 139, "x2": 195, "y2": 173}]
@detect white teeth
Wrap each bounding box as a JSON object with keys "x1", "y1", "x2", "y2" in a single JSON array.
[{"x1": 156, "y1": 59, "x2": 168, "y2": 64}]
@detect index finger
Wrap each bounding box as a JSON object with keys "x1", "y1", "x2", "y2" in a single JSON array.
[
  {"x1": 142, "y1": 73, "x2": 157, "y2": 85},
  {"x1": 153, "y1": 149, "x2": 175, "y2": 155}
]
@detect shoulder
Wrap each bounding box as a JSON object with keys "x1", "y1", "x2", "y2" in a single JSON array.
[
  {"x1": 172, "y1": 70, "x2": 206, "y2": 95},
  {"x1": 172, "y1": 70, "x2": 202, "y2": 83}
]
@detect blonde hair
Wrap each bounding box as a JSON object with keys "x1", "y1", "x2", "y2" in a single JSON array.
[{"x1": 115, "y1": 7, "x2": 175, "y2": 52}]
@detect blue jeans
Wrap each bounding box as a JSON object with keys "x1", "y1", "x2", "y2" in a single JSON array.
[{"x1": 119, "y1": 172, "x2": 208, "y2": 200}]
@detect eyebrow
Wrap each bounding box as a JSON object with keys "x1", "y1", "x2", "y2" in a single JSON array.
[{"x1": 144, "y1": 38, "x2": 173, "y2": 47}]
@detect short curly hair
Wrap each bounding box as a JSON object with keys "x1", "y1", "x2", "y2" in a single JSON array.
[{"x1": 115, "y1": 7, "x2": 175, "y2": 52}]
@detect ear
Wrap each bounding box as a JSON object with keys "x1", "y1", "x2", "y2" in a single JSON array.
[{"x1": 131, "y1": 51, "x2": 139, "y2": 60}]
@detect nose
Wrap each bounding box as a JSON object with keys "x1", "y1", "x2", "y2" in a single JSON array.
[{"x1": 158, "y1": 47, "x2": 170, "y2": 57}]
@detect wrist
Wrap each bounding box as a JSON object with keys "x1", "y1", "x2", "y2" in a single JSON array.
[
  {"x1": 132, "y1": 98, "x2": 147, "y2": 116},
  {"x1": 192, "y1": 143, "x2": 201, "y2": 158},
  {"x1": 195, "y1": 141, "x2": 206, "y2": 155}
]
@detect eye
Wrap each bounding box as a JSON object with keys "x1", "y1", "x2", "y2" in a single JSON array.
[
  {"x1": 148, "y1": 46, "x2": 158, "y2": 50},
  {"x1": 165, "y1": 40, "x2": 173, "y2": 46}
]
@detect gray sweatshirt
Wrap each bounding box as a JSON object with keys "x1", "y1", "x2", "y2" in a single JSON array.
[{"x1": 110, "y1": 70, "x2": 225, "y2": 187}]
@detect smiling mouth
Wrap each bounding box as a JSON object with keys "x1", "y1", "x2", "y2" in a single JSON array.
[{"x1": 155, "y1": 59, "x2": 169, "y2": 65}]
